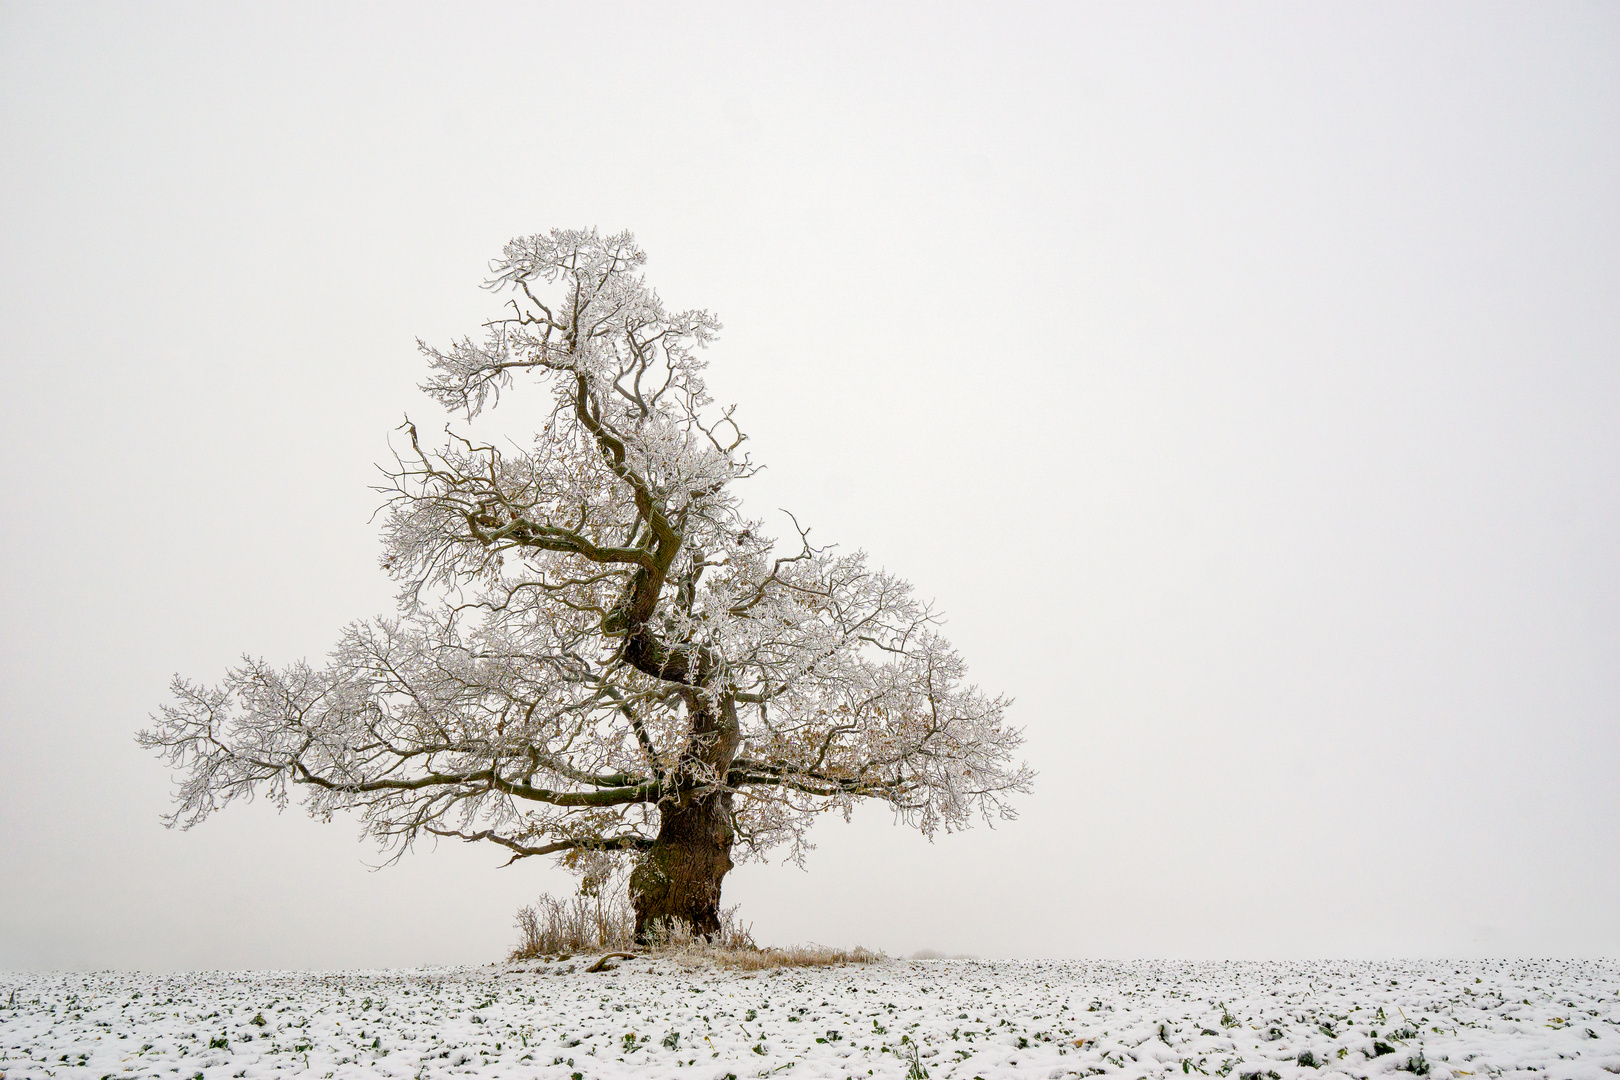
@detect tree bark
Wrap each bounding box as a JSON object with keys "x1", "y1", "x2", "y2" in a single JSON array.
[
  {"x1": 629, "y1": 692, "x2": 741, "y2": 943},
  {"x1": 629, "y1": 788, "x2": 735, "y2": 941}
]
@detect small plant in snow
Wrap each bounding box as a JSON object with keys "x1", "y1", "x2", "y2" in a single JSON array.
[{"x1": 901, "y1": 1035, "x2": 929, "y2": 1079}]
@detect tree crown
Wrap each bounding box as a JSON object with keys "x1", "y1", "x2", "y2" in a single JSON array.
[{"x1": 141, "y1": 228, "x2": 1031, "y2": 873}]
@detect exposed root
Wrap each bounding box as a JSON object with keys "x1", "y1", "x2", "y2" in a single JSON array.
[{"x1": 585, "y1": 952, "x2": 638, "y2": 973}]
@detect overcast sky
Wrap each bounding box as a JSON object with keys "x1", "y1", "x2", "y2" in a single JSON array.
[{"x1": 2, "y1": 2, "x2": 1616, "y2": 971}]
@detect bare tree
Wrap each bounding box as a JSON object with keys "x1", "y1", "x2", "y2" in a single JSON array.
[{"x1": 141, "y1": 229, "x2": 1032, "y2": 940}]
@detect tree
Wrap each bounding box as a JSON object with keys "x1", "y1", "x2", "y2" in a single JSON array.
[{"x1": 141, "y1": 229, "x2": 1032, "y2": 941}]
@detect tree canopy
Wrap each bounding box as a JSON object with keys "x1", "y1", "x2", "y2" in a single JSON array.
[{"x1": 141, "y1": 229, "x2": 1031, "y2": 936}]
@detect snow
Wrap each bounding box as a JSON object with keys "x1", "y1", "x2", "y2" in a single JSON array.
[{"x1": 4, "y1": 958, "x2": 1618, "y2": 1079}]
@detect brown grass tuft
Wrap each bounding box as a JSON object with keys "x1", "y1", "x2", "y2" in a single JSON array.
[
  {"x1": 509, "y1": 890, "x2": 636, "y2": 959},
  {"x1": 710, "y1": 944, "x2": 883, "y2": 970},
  {"x1": 508, "y1": 889, "x2": 881, "y2": 969}
]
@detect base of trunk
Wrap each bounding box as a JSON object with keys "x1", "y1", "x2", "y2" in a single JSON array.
[{"x1": 630, "y1": 791, "x2": 734, "y2": 943}]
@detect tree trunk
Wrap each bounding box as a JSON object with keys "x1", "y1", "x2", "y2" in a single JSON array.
[
  {"x1": 630, "y1": 788, "x2": 735, "y2": 942},
  {"x1": 628, "y1": 689, "x2": 741, "y2": 943}
]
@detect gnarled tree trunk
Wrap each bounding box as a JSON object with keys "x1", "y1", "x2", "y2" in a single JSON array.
[
  {"x1": 629, "y1": 690, "x2": 741, "y2": 943},
  {"x1": 629, "y1": 788, "x2": 735, "y2": 941}
]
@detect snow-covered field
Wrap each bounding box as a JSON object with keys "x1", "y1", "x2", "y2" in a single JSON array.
[{"x1": 4, "y1": 958, "x2": 1617, "y2": 1080}]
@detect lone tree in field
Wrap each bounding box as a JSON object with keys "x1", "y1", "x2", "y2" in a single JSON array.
[{"x1": 141, "y1": 229, "x2": 1031, "y2": 940}]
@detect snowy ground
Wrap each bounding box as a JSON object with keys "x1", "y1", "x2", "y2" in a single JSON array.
[{"x1": 4, "y1": 958, "x2": 1618, "y2": 1080}]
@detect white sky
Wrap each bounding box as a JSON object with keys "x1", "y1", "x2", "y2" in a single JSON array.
[{"x1": 1, "y1": 2, "x2": 1616, "y2": 971}]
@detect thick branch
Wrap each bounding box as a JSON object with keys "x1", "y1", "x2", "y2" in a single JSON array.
[
  {"x1": 292, "y1": 763, "x2": 660, "y2": 807},
  {"x1": 471, "y1": 514, "x2": 659, "y2": 572},
  {"x1": 425, "y1": 828, "x2": 655, "y2": 866}
]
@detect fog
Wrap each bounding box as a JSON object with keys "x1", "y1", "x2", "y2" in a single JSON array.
[{"x1": 2, "y1": 2, "x2": 1615, "y2": 969}]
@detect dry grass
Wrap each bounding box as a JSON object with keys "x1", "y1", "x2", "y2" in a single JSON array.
[
  {"x1": 709, "y1": 944, "x2": 883, "y2": 970},
  {"x1": 642, "y1": 916, "x2": 881, "y2": 969},
  {"x1": 509, "y1": 890, "x2": 636, "y2": 958},
  {"x1": 508, "y1": 889, "x2": 882, "y2": 969},
  {"x1": 508, "y1": 889, "x2": 756, "y2": 960}
]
